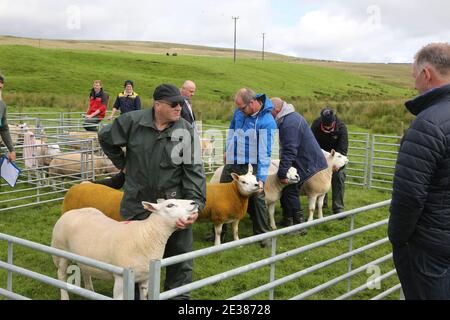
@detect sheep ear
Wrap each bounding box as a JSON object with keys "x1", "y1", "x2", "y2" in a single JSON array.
[
  {"x1": 247, "y1": 164, "x2": 253, "y2": 175},
  {"x1": 142, "y1": 201, "x2": 159, "y2": 212},
  {"x1": 330, "y1": 149, "x2": 336, "y2": 157},
  {"x1": 231, "y1": 173, "x2": 240, "y2": 182}
]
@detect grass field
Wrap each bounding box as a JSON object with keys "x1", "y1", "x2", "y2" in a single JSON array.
[{"x1": 0, "y1": 37, "x2": 417, "y2": 133}]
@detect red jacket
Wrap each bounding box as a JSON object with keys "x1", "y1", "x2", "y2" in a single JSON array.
[{"x1": 88, "y1": 89, "x2": 108, "y2": 119}]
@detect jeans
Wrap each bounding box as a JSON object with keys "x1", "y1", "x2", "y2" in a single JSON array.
[{"x1": 83, "y1": 116, "x2": 101, "y2": 132}]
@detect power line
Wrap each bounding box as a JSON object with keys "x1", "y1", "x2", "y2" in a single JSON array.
[{"x1": 232, "y1": 16, "x2": 239, "y2": 63}]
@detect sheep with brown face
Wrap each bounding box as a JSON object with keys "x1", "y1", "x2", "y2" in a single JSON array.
[{"x1": 199, "y1": 165, "x2": 261, "y2": 246}]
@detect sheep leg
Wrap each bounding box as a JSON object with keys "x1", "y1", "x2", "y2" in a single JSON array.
[
  {"x1": 139, "y1": 282, "x2": 148, "y2": 300},
  {"x1": 113, "y1": 275, "x2": 124, "y2": 300},
  {"x1": 317, "y1": 194, "x2": 325, "y2": 219},
  {"x1": 55, "y1": 257, "x2": 70, "y2": 300},
  {"x1": 83, "y1": 272, "x2": 95, "y2": 292},
  {"x1": 231, "y1": 220, "x2": 240, "y2": 241},
  {"x1": 214, "y1": 224, "x2": 224, "y2": 246},
  {"x1": 267, "y1": 202, "x2": 277, "y2": 230},
  {"x1": 307, "y1": 195, "x2": 318, "y2": 222}
]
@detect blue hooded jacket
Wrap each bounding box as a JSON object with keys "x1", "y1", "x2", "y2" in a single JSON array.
[
  {"x1": 225, "y1": 94, "x2": 277, "y2": 182},
  {"x1": 276, "y1": 102, "x2": 328, "y2": 182}
]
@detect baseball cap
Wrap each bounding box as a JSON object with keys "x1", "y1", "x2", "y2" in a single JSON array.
[
  {"x1": 320, "y1": 108, "x2": 336, "y2": 126},
  {"x1": 153, "y1": 83, "x2": 184, "y2": 103}
]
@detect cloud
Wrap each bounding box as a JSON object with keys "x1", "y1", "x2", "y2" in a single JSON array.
[{"x1": 0, "y1": 0, "x2": 449, "y2": 62}]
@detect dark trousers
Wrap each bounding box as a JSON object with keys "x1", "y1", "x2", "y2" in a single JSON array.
[
  {"x1": 323, "y1": 167, "x2": 346, "y2": 214},
  {"x1": 220, "y1": 164, "x2": 271, "y2": 235},
  {"x1": 83, "y1": 116, "x2": 101, "y2": 132},
  {"x1": 393, "y1": 243, "x2": 450, "y2": 300},
  {"x1": 131, "y1": 214, "x2": 193, "y2": 300},
  {"x1": 280, "y1": 183, "x2": 303, "y2": 218}
]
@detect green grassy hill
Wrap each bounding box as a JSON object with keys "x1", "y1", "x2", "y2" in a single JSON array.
[{"x1": 0, "y1": 43, "x2": 416, "y2": 133}]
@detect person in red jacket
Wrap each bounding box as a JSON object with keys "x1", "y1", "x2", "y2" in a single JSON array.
[{"x1": 83, "y1": 80, "x2": 108, "y2": 131}]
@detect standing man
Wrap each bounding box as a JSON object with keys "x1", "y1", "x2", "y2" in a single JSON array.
[
  {"x1": 311, "y1": 108, "x2": 348, "y2": 215},
  {"x1": 270, "y1": 98, "x2": 328, "y2": 233},
  {"x1": 220, "y1": 88, "x2": 277, "y2": 248},
  {"x1": 98, "y1": 83, "x2": 206, "y2": 299},
  {"x1": 83, "y1": 80, "x2": 108, "y2": 132},
  {"x1": 388, "y1": 43, "x2": 450, "y2": 300},
  {"x1": 0, "y1": 74, "x2": 16, "y2": 163},
  {"x1": 108, "y1": 80, "x2": 141, "y2": 120},
  {"x1": 180, "y1": 80, "x2": 197, "y2": 125}
]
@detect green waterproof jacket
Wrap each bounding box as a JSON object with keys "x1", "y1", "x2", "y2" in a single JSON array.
[{"x1": 98, "y1": 108, "x2": 206, "y2": 220}]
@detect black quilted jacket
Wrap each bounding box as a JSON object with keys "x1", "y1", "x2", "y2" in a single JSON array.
[{"x1": 388, "y1": 84, "x2": 450, "y2": 256}]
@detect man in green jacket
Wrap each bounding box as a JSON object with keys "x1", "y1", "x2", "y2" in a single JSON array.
[
  {"x1": 0, "y1": 74, "x2": 16, "y2": 163},
  {"x1": 98, "y1": 83, "x2": 206, "y2": 299}
]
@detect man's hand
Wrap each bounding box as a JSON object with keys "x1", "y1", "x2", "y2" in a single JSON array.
[
  {"x1": 8, "y1": 151, "x2": 16, "y2": 162},
  {"x1": 279, "y1": 178, "x2": 289, "y2": 185},
  {"x1": 257, "y1": 180, "x2": 264, "y2": 193},
  {"x1": 176, "y1": 212, "x2": 199, "y2": 229}
]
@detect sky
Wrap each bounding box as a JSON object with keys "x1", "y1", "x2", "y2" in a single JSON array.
[{"x1": 0, "y1": 0, "x2": 449, "y2": 63}]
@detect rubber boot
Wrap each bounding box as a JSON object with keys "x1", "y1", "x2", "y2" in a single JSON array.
[
  {"x1": 277, "y1": 216, "x2": 294, "y2": 228},
  {"x1": 293, "y1": 212, "x2": 308, "y2": 236}
]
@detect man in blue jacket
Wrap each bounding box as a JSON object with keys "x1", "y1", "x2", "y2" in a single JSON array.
[
  {"x1": 271, "y1": 98, "x2": 328, "y2": 233},
  {"x1": 220, "y1": 88, "x2": 277, "y2": 247},
  {"x1": 389, "y1": 43, "x2": 450, "y2": 299}
]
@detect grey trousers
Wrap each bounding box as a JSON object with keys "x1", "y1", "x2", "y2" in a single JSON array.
[{"x1": 324, "y1": 167, "x2": 346, "y2": 214}]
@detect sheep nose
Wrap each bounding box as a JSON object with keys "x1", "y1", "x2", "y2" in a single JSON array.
[
  {"x1": 295, "y1": 175, "x2": 299, "y2": 179},
  {"x1": 190, "y1": 201, "x2": 198, "y2": 209}
]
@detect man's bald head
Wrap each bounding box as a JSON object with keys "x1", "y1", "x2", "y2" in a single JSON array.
[
  {"x1": 181, "y1": 80, "x2": 196, "y2": 98},
  {"x1": 270, "y1": 97, "x2": 284, "y2": 118}
]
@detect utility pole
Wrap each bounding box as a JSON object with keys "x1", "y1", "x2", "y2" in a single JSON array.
[
  {"x1": 232, "y1": 16, "x2": 239, "y2": 63},
  {"x1": 262, "y1": 33, "x2": 266, "y2": 61}
]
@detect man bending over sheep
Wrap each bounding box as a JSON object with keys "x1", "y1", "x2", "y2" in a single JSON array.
[
  {"x1": 270, "y1": 98, "x2": 328, "y2": 233},
  {"x1": 211, "y1": 88, "x2": 277, "y2": 248},
  {"x1": 98, "y1": 83, "x2": 206, "y2": 300}
]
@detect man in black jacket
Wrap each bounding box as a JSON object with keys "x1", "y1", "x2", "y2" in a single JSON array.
[
  {"x1": 388, "y1": 43, "x2": 450, "y2": 300},
  {"x1": 180, "y1": 80, "x2": 196, "y2": 126},
  {"x1": 311, "y1": 108, "x2": 348, "y2": 214}
]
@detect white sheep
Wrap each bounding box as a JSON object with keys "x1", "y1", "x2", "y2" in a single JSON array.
[
  {"x1": 264, "y1": 166, "x2": 300, "y2": 230},
  {"x1": 199, "y1": 165, "x2": 261, "y2": 246},
  {"x1": 271, "y1": 149, "x2": 348, "y2": 223},
  {"x1": 200, "y1": 137, "x2": 215, "y2": 172},
  {"x1": 51, "y1": 199, "x2": 198, "y2": 300},
  {"x1": 48, "y1": 153, "x2": 118, "y2": 188}
]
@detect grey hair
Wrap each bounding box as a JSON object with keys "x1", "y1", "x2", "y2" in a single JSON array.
[
  {"x1": 235, "y1": 88, "x2": 256, "y2": 104},
  {"x1": 415, "y1": 43, "x2": 450, "y2": 76}
]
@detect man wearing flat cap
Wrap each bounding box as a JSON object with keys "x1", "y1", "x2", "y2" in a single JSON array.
[
  {"x1": 99, "y1": 83, "x2": 206, "y2": 299},
  {"x1": 311, "y1": 108, "x2": 348, "y2": 215}
]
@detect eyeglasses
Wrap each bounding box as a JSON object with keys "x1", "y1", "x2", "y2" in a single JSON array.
[
  {"x1": 239, "y1": 98, "x2": 256, "y2": 111},
  {"x1": 160, "y1": 100, "x2": 182, "y2": 108}
]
